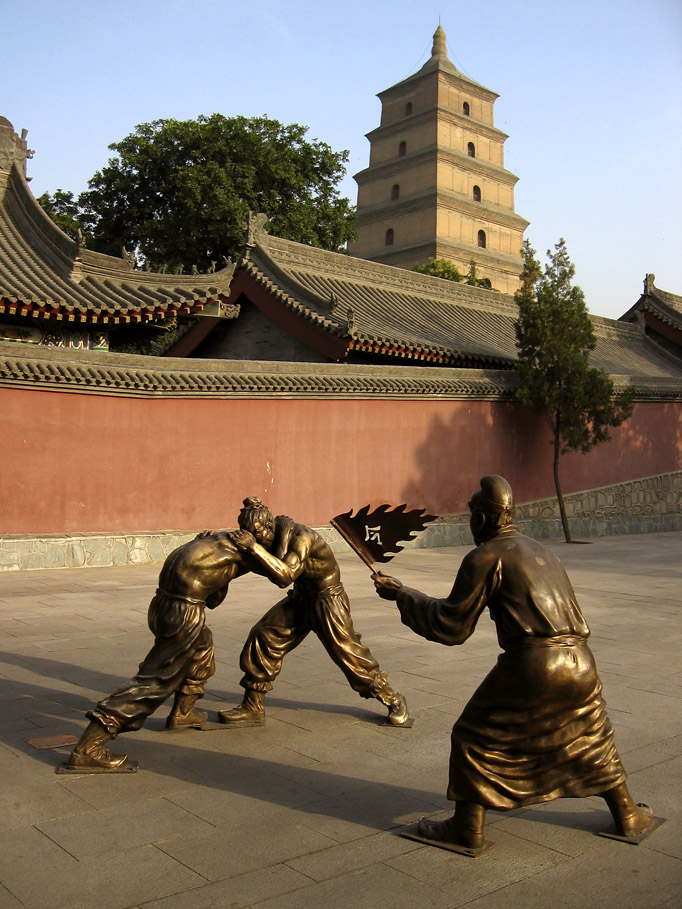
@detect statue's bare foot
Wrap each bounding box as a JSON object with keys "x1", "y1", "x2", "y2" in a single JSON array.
[
  {"x1": 165, "y1": 708, "x2": 208, "y2": 730},
  {"x1": 617, "y1": 803, "x2": 655, "y2": 838},
  {"x1": 418, "y1": 815, "x2": 483, "y2": 851},
  {"x1": 217, "y1": 705, "x2": 265, "y2": 727},
  {"x1": 386, "y1": 693, "x2": 409, "y2": 726}
]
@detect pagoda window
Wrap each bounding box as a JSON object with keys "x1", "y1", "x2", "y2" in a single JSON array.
[
  {"x1": 386, "y1": 228, "x2": 395, "y2": 246},
  {"x1": 398, "y1": 141, "x2": 407, "y2": 157},
  {"x1": 463, "y1": 101, "x2": 470, "y2": 116},
  {"x1": 478, "y1": 230, "x2": 486, "y2": 248},
  {"x1": 391, "y1": 184, "x2": 400, "y2": 201},
  {"x1": 405, "y1": 102, "x2": 413, "y2": 116},
  {"x1": 467, "y1": 142, "x2": 476, "y2": 158},
  {"x1": 473, "y1": 185, "x2": 481, "y2": 202}
]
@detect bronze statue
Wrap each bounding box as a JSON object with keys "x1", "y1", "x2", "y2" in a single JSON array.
[
  {"x1": 63, "y1": 529, "x2": 251, "y2": 772},
  {"x1": 218, "y1": 497, "x2": 409, "y2": 727},
  {"x1": 373, "y1": 475, "x2": 657, "y2": 854}
]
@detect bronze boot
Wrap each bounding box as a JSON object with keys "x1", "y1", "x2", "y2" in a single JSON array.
[
  {"x1": 602, "y1": 783, "x2": 655, "y2": 838},
  {"x1": 377, "y1": 687, "x2": 410, "y2": 726},
  {"x1": 65, "y1": 720, "x2": 130, "y2": 771},
  {"x1": 218, "y1": 688, "x2": 265, "y2": 727},
  {"x1": 418, "y1": 802, "x2": 486, "y2": 852},
  {"x1": 165, "y1": 692, "x2": 208, "y2": 730}
]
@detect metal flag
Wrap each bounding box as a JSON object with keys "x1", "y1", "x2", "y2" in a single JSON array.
[{"x1": 330, "y1": 504, "x2": 437, "y2": 569}]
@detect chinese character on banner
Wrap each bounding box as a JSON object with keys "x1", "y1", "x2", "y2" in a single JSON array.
[{"x1": 331, "y1": 504, "x2": 436, "y2": 569}]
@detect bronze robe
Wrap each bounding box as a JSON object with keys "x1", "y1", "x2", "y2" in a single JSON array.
[{"x1": 396, "y1": 527, "x2": 626, "y2": 810}]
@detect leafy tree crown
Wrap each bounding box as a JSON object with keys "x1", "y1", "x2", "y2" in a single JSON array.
[
  {"x1": 40, "y1": 114, "x2": 357, "y2": 270},
  {"x1": 514, "y1": 238, "x2": 634, "y2": 455}
]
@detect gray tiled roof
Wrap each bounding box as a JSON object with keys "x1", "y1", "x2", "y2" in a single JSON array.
[
  {"x1": 243, "y1": 233, "x2": 682, "y2": 380},
  {"x1": 0, "y1": 135, "x2": 234, "y2": 324},
  {"x1": 3, "y1": 341, "x2": 679, "y2": 401},
  {"x1": 620, "y1": 280, "x2": 682, "y2": 332}
]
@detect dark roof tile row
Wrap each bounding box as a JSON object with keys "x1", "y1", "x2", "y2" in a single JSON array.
[
  {"x1": 0, "y1": 146, "x2": 234, "y2": 321},
  {"x1": 243, "y1": 232, "x2": 682, "y2": 379}
]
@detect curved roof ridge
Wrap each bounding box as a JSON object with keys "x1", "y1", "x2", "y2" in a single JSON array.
[
  {"x1": 261, "y1": 234, "x2": 519, "y2": 315},
  {"x1": 0, "y1": 123, "x2": 236, "y2": 320}
]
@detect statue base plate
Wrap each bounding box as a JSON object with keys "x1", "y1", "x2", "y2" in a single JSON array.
[
  {"x1": 164, "y1": 720, "x2": 237, "y2": 732},
  {"x1": 399, "y1": 822, "x2": 491, "y2": 857},
  {"x1": 597, "y1": 815, "x2": 665, "y2": 845},
  {"x1": 57, "y1": 759, "x2": 139, "y2": 775},
  {"x1": 216, "y1": 715, "x2": 266, "y2": 728}
]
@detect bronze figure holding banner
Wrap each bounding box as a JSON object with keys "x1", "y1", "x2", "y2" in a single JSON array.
[
  {"x1": 219, "y1": 497, "x2": 410, "y2": 727},
  {"x1": 373, "y1": 475, "x2": 658, "y2": 854}
]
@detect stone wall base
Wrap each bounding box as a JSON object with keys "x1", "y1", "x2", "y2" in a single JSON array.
[{"x1": 1, "y1": 472, "x2": 679, "y2": 572}]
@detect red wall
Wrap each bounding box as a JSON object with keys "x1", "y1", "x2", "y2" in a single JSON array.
[{"x1": 2, "y1": 388, "x2": 680, "y2": 535}]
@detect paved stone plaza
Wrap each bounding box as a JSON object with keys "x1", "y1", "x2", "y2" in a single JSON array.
[{"x1": 0, "y1": 533, "x2": 680, "y2": 908}]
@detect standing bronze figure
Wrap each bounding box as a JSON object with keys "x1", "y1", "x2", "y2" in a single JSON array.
[
  {"x1": 63, "y1": 530, "x2": 249, "y2": 772},
  {"x1": 219, "y1": 497, "x2": 409, "y2": 727},
  {"x1": 373, "y1": 475, "x2": 657, "y2": 853}
]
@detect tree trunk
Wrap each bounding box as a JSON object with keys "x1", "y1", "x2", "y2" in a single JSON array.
[{"x1": 553, "y1": 414, "x2": 572, "y2": 543}]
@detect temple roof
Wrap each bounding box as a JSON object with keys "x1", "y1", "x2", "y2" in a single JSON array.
[
  {"x1": 1, "y1": 110, "x2": 680, "y2": 391},
  {"x1": 229, "y1": 222, "x2": 682, "y2": 381},
  {"x1": 620, "y1": 274, "x2": 682, "y2": 332},
  {"x1": 0, "y1": 119, "x2": 235, "y2": 327}
]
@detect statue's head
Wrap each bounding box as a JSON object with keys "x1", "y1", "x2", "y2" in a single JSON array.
[
  {"x1": 238, "y1": 496, "x2": 275, "y2": 549},
  {"x1": 468, "y1": 475, "x2": 515, "y2": 544}
]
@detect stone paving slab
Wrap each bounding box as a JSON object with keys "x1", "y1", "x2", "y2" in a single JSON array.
[{"x1": 0, "y1": 532, "x2": 680, "y2": 908}]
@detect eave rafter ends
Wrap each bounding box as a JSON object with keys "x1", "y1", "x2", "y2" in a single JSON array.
[
  {"x1": 0, "y1": 293, "x2": 235, "y2": 326},
  {"x1": 642, "y1": 299, "x2": 682, "y2": 333}
]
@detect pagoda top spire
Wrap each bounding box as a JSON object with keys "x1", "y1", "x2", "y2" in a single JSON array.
[{"x1": 431, "y1": 24, "x2": 448, "y2": 58}]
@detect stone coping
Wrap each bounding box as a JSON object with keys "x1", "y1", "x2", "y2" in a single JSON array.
[
  {"x1": 2, "y1": 470, "x2": 679, "y2": 572},
  {"x1": 1, "y1": 342, "x2": 681, "y2": 401}
]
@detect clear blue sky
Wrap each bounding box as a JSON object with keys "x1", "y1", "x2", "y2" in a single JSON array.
[{"x1": 5, "y1": 0, "x2": 681, "y2": 319}]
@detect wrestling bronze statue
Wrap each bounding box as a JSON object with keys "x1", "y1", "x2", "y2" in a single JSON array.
[
  {"x1": 219, "y1": 497, "x2": 409, "y2": 727},
  {"x1": 64, "y1": 529, "x2": 249, "y2": 772},
  {"x1": 373, "y1": 475, "x2": 656, "y2": 853}
]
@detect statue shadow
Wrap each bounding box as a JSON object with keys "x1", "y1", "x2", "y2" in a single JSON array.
[
  {"x1": 400, "y1": 403, "x2": 549, "y2": 515},
  {"x1": 0, "y1": 649, "x2": 614, "y2": 839},
  {"x1": 0, "y1": 649, "x2": 449, "y2": 834},
  {"x1": 0, "y1": 648, "x2": 388, "y2": 728}
]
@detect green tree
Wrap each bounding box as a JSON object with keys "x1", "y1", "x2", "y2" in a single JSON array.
[
  {"x1": 413, "y1": 258, "x2": 464, "y2": 282},
  {"x1": 514, "y1": 239, "x2": 635, "y2": 542},
  {"x1": 465, "y1": 259, "x2": 492, "y2": 288},
  {"x1": 72, "y1": 114, "x2": 356, "y2": 269},
  {"x1": 37, "y1": 189, "x2": 89, "y2": 242},
  {"x1": 413, "y1": 257, "x2": 492, "y2": 288}
]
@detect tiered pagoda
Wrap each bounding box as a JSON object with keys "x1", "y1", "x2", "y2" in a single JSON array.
[{"x1": 349, "y1": 26, "x2": 529, "y2": 293}]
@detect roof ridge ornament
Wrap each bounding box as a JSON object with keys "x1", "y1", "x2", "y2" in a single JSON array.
[
  {"x1": 244, "y1": 211, "x2": 269, "y2": 249},
  {"x1": 69, "y1": 228, "x2": 86, "y2": 283},
  {"x1": 0, "y1": 118, "x2": 34, "y2": 179}
]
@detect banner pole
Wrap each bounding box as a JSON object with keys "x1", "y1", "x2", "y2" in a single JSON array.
[{"x1": 330, "y1": 519, "x2": 375, "y2": 571}]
